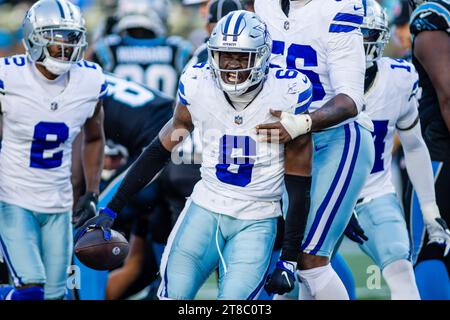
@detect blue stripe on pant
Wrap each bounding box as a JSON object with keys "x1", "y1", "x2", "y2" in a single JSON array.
[
  {"x1": 0, "y1": 235, "x2": 23, "y2": 286},
  {"x1": 301, "y1": 122, "x2": 374, "y2": 257},
  {"x1": 0, "y1": 202, "x2": 72, "y2": 299}
]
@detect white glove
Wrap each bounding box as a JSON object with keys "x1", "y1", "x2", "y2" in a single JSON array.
[{"x1": 422, "y1": 202, "x2": 450, "y2": 256}]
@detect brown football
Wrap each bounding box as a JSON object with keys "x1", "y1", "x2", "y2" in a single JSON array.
[{"x1": 74, "y1": 229, "x2": 129, "y2": 270}]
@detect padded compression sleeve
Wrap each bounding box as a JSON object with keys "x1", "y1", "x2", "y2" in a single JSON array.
[
  {"x1": 398, "y1": 122, "x2": 436, "y2": 206},
  {"x1": 280, "y1": 175, "x2": 312, "y2": 261},
  {"x1": 107, "y1": 137, "x2": 171, "y2": 213}
]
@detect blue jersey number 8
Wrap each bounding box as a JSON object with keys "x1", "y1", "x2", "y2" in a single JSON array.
[
  {"x1": 215, "y1": 135, "x2": 256, "y2": 187},
  {"x1": 30, "y1": 122, "x2": 69, "y2": 169}
]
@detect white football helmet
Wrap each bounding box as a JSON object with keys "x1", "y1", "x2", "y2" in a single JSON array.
[
  {"x1": 22, "y1": 0, "x2": 87, "y2": 75},
  {"x1": 361, "y1": 0, "x2": 390, "y2": 66},
  {"x1": 207, "y1": 10, "x2": 272, "y2": 95}
]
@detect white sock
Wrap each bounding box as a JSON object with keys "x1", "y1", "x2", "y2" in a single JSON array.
[
  {"x1": 297, "y1": 264, "x2": 349, "y2": 300},
  {"x1": 382, "y1": 259, "x2": 420, "y2": 300}
]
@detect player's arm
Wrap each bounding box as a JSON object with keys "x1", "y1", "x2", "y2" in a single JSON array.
[
  {"x1": 72, "y1": 101, "x2": 106, "y2": 227},
  {"x1": 257, "y1": 17, "x2": 365, "y2": 143},
  {"x1": 414, "y1": 30, "x2": 450, "y2": 132},
  {"x1": 264, "y1": 76, "x2": 314, "y2": 294},
  {"x1": 397, "y1": 98, "x2": 450, "y2": 253},
  {"x1": 264, "y1": 136, "x2": 312, "y2": 294},
  {"x1": 74, "y1": 101, "x2": 194, "y2": 241},
  {"x1": 82, "y1": 100, "x2": 105, "y2": 195}
]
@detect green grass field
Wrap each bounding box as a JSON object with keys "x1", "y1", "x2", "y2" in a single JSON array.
[{"x1": 195, "y1": 239, "x2": 390, "y2": 300}]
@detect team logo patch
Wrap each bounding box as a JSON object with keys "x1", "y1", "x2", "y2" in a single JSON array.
[{"x1": 112, "y1": 247, "x2": 121, "y2": 255}]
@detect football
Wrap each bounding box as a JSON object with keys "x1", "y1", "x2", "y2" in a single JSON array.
[{"x1": 74, "y1": 229, "x2": 129, "y2": 271}]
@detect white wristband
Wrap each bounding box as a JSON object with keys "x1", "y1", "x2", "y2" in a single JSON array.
[
  {"x1": 421, "y1": 202, "x2": 441, "y2": 225},
  {"x1": 279, "y1": 112, "x2": 312, "y2": 140}
]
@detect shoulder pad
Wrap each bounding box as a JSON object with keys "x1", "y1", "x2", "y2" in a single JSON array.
[
  {"x1": 178, "y1": 63, "x2": 211, "y2": 106},
  {"x1": 410, "y1": 0, "x2": 450, "y2": 35},
  {"x1": 327, "y1": 0, "x2": 365, "y2": 34},
  {"x1": 269, "y1": 68, "x2": 313, "y2": 114}
]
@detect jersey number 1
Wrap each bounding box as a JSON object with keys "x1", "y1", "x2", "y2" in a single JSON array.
[
  {"x1": 30, "y1": 122, "x2": 69, "y2": 169},
  {"x1": 371, "y1": 120, "x2": 389, "y2": 174}
]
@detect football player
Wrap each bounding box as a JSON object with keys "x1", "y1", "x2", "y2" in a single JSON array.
[
  {"x1": 91, "y1": 0, "x2": 192, "y2": 98},
  {"x1": 254, "y1": 0, "x2": 375, "y2": 300},
  {"x1": 76, "y1": 11, "x2": 314, "y2": 300},
  {"x1": 406, "y1": 0, "x2": 450, "y2": 299},
  {"x1": 0, "y1": 0, "x2": 106, "y2": 300},
  {"x1": 70, "y1": 74, "x2": 174, "y2": 300},
  {"x1": 351, "y1": 0, "x2": 449, "y2": 300}
]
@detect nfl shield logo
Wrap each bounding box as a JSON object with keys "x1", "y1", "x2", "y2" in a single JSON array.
[
  {"x1": 234, "y1": 115, "x2": 243, "y2": 125},
  {"x1": 50, "y1": 102, "x2": 58, "y2": 111}
]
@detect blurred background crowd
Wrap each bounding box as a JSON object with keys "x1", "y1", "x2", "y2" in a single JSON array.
[{"x1": 0, "y1": 0, "x2": 413, "y2": 60}]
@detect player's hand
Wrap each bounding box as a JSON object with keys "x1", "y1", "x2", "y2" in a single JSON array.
[
  {"x1": 264, "y1": 260, "x2": 296, "y2": 295},
  {"x1": 256, "y1": 110, "x2": 312, "y2": 143},
  {"x1": 74, "y1": 207, "x2": 117, "y2": 243},
  {"x1": 72, "y1": 192, "x2": 98, "y2": 228},
  {"x1": 256, "y1": 110, "x2": 293, "y2": 144},
  {"x1": 426, "y1": 217, "x2": 450, "y2": 256},
  {"x1": 344, "y1": 212, "x2": 368, "y2": 245}
]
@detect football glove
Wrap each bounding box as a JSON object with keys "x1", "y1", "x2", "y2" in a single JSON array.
[
  {"x1": 426, "y1": 217, "x2": 450, "y2": 256},
  {"x1": 72, "y1": 192, "x2": 98, "y2": 228},
  {"x1": 344, "y1": 211, "x2": 368, "y2": 245},
  {"x1": 264, "y1": 260, "x2": 296, "y2": 295},
  {"x1": 74, "y1": 207, "x2": 116, "y2": 243}
]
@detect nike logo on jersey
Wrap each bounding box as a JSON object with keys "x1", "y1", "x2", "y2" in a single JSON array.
[
  {"x1": 281, "y1": 271, "x2": 292, "y2": 287},
  {"x1": 314, "y1": 144, "x2": 327, "y2": 152},
  {"x1": 302, "y1": 77, "x2": 308, "y2": 84},
  {"x1": 354, "y1": 5, "x2": 362, "y2": 10}
]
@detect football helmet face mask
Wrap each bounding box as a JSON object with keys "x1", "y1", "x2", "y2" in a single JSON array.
[
  {"x1": 207, "y1": 11, "x2": 272, "y2": 96},
  {"x1": 22, "y1": 0, "x2": 87, "y2": 76},
  {"x1": 360, "y1": 0, "x2": 390, "y2": 66}
]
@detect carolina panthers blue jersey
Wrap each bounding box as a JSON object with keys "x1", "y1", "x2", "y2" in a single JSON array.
[
  {"x1": 93, "y1": 34, "x2": 192, "y2": 98},
  {"x1": 103, "y1": 74, "x2": 174, "y2": 158},
  {"x1": 410, "y1": 0, "x2": 450, "y2": 161}
]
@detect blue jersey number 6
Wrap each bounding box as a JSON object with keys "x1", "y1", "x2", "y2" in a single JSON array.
[
  {"x1": 271, "y1": 40, "x2": 325, "y2": 102},
  {"x1": 30, "y1": 122, "x2": 69, "y2": 169},
  {"x1": 216, "y1": 135, "x2": 256, "y2": 187}
]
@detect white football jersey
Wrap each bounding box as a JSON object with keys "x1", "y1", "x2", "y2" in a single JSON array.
[
  {"x1": 0, "y1": 55, "x2": 107, "y2": 213},
  {"x1": 359, "y1": 57, "x2": 420, "y2": 200},
  {"x1": 178, "y1": 63, "x2": 312, "y2": 219},
  {"x1": 255, "y1": 0, "x2": 373, "y2": 130}
]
